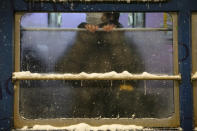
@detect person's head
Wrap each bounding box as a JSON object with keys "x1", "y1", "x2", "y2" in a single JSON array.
[
  {"x1": 86, "y1": 13, "x2": 103, "y2": 25},
  {"x1": 101, "y1": 12, "x2": 120, "y2": 23}
]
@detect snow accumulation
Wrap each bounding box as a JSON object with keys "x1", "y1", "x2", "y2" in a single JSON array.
[
  {"x1": 20, "y1": 123, "x2": 144, "y2": 130},
  {"x1": 12, "y1": 71, "x2": 180, "y2": 80},
  {"x1": 192, "y1": 72, "x2": 197, "y2": 80}
]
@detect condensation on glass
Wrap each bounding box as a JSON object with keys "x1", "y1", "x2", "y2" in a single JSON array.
[{"x1": 19, "y1": 13, "x2": 174, "y2": 119}]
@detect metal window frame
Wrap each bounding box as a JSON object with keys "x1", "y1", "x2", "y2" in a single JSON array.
[
  {"x1": 191, "y1": 13, "x2": 197, "y2": 127},
  {"x1": 1, "y1": 0, "x2": 196, "y2": 130},
  {"x1": 13, "y1": 12, "x2": 180, "y2": 129}
]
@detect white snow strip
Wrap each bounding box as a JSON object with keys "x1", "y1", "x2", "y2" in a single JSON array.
[
  {"x1": 12, "y1": 71, "x2": 181, "y2": 80},
  {"x1": 192, "y1": 72, "x2": 197, "y2": 80},
  {"x1": 20, "y1": 123, "x2": 144, "y2": 130}
]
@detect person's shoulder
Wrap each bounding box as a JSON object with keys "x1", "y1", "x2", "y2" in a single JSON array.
[
  {"x1": 114, "y1": 21, "x2": 123, "y2": 28},
  {"x1": 99, "y1": 21, "x2": 123, "y2": 28},
  {"x1": 78, "y1": 22, "x2": 88, "y2": 28}
]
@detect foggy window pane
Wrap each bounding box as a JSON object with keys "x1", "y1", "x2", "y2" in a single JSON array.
[
  {"x1": 19, "y1": 80, "x2": 174, "y2": 119},
  {"x1": 128, "y1": 13, "x2": 145, "y2": 28},
  {"x1": 21, "y1": 31, "x2": 173, "y2": 74},
  {"x1": 21, "y1": 13, "x2": 173, "y2": 74},
  {"x1": 48, "y1": 13, "x2": 62, "y2": 27},
  {"x1": 19, "y1": 12, "x2": 174, "y2": 119}
]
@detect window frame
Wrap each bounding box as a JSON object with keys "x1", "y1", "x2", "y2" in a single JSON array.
[
  {"x1": 13, "y1": 12, "x2": 180, "y2": 128},
  {"x1": 192, "y1": 13, "x2": 197, "y2": 127}
]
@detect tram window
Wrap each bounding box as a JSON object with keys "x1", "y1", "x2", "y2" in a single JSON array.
[{"x1": 14, "y1": 12, "x2": 179, "y2": 128}]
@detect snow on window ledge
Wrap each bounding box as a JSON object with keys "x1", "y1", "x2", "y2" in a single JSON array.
[
  {"x1": 191, "y1": 72, "x2": 197, "y2": 80},
  {"x1": 12, "y1": 71, "x2": 181, "y2": 80},
  {"x1": 20, "y1": 123, "x2": 144, "y2": 130}
]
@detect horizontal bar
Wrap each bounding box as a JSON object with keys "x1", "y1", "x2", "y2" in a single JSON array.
[
  {"x1": 21, "y1": 27, "x2": 172, "y2": 31},
  {"x1": 12, "y1": 71, "x2": 181, "y2": 80}
]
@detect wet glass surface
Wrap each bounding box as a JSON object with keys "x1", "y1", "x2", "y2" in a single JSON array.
[
  {"x1": 19, "y1": 80, "x2": 174, "y2": 119},
  {"x1": 20, "y1": 31, "x2": 173, "y2": 74},
  {"x1": 19, "y1": 13, "x2": 174, "y2": 119}
]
